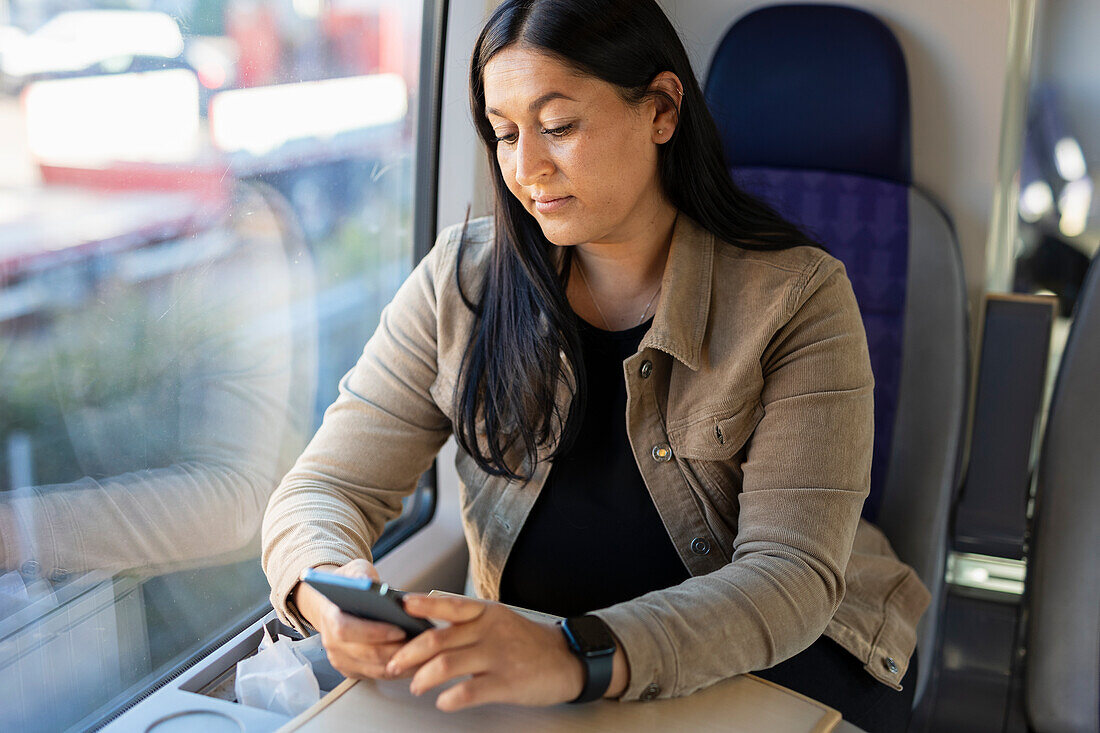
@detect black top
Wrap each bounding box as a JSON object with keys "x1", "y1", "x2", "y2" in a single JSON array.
[{"x1": 498, "y1": 316, "x2": 690, "y2": 618}]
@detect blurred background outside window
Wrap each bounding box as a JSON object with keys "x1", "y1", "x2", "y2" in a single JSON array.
[
  {"x1": 0, "y1": 0, "x2": 425, "y2": 730},
  {"x1": 1013, "y1": 1, "x2": 1100, "y2": 355}
]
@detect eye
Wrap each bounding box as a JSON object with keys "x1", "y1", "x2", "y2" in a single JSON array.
[
  {"x1": 492, "y1": 122, "x2": 576, "y2": 145},
  {"x1": 541, "y1": 123, "x2": 574, "y2": 138}
]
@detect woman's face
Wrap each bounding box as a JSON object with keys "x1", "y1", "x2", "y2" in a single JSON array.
[{"x1": 482, "y1": 45, "x2": 667, "y2": 247}]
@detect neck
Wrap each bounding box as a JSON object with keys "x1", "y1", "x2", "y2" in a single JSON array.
[{"x1": 569, "y1": 201, "x2": 678, "y2": 331}]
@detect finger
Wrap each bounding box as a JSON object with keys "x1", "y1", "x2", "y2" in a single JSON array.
[
  {"x1": 403, "y1": 594, "x2": 487, "y2": 623},
  {"x1": 435, "y1": 674, "x2": 512, "y2": 712},
  {"x1": 409, "y1": 647, "x2": 489, "y2": 696},
  {"x1": 328, "y1": 609, "x2": 407, "y2": 645},
  {"x1": 342, "y1": 640, "x2": 406, "y2": 666},
  {"x1": 386, "y1": 622, "x2": 483, "y2": 677},
  {"x1": 327, "y1": 641, "x2": 404, "y2": 679}
]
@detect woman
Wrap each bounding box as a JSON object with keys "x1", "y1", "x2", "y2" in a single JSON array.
[{"x1": 261, "y1": 1, "x2": 929, "y2": 730}]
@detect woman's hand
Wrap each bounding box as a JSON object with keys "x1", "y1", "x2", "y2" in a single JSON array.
[
  {"x1": 384, "y1": 594, "x2": 586, "y2": 711},
  {"x1": 292, "y1": 559, "x2": 408, "y2": 680}
]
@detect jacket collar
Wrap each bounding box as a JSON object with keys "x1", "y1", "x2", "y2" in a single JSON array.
[{"x1": 639, "y1": 213, "x2": 714, "y2": 371}]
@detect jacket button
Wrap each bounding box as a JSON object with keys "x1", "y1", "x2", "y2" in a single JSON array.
[
  {"x1": 20, "y1": 559, "x2": 41, "y2": 578},
  {"x1": 640, "y1": 683, "x2": 661, "y2": 700},
  {"x1": 651, "y1": 444, "x2": 672, "y2": 462},
  {"x1": 639, "y1": 360, "x2": 653, "y2": 379},
  {"x1": 50, "y1": 568, "x2": 70, "y2": 583},
  {"x1": 690, "y1": 537, "x2": 711, "y2": 555},
  {"x1": 884, "y1": 657, "x2": 899, "y2": 675}
]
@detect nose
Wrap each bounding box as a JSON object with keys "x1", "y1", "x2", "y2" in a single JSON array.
[{"x1": 514, "y1": 132, "x2": 554, "y2": 186}]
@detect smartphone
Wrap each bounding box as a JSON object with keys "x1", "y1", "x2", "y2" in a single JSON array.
[{"x1": 300, "y1": 568, "x2": 434, "y2": 638}]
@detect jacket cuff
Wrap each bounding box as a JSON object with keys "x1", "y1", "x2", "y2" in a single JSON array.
[
  {"x1": 268, "y1": 545, "x2": 369, "y2": 635},
  {"x1": 4, "y1": 489, "x2": 70, "y2": 579},
  {"x1": 863, "y1": 566, "x2": 930, "y2": 689},
  {"x1": 590, "y1": 602, "x2": 679, "y2": 701}
]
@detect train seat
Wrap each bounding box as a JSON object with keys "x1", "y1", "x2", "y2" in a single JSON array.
[
  {"x1": 703, "y1": 4, "x2": 969, "y2": 706},
  {"x1": 1024, "y1": 253, "x2": 1100, "y2": 733}
]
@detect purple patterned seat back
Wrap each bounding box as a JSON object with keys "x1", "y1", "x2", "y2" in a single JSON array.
[{"x1": 731, "y1": 166, "x2": 909, "y2": 521}]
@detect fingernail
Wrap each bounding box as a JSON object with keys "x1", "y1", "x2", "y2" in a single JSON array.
[{"x1": 386, "y1": 660, "x2": 399, "y2": 676}]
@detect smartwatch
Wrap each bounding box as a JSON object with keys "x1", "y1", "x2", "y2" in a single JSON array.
[{"x1": 560, "y1": 614, "x2": 617, "y2": 703}]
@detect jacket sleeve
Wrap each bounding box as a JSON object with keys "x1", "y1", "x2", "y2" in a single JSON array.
[
  {"x1": 261, "y1": 225, "x2": 459, "y2": 634},
  {"x1": 591, "y1": 256, "x2": 874, "y2": 700}
]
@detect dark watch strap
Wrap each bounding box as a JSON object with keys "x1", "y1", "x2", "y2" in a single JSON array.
[
  {"x1": 571, "y1": 649, "x2": 613, "y2": 704},
  {"x1": 561, "y1": 615, "x2": 616, "y2": 704}
]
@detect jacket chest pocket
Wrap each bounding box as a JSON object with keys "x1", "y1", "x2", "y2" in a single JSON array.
[
  {"x1": 666, "y1": 398, "x2": 763, "y2": 461},
  {"x1": 666, "y1": 399, "x2": 763, "y2": 523}
]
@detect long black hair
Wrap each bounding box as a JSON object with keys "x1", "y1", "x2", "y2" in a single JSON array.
[{"x1": 454, "y1": 0, "x2": 817, "y2": 481}]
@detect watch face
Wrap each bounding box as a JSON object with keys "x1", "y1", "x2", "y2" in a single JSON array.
[{"x1": 564, "y1": 615, "x2": 616, "y2": 656}]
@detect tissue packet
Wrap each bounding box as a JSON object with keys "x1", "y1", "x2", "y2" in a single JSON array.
[{"x1": 235, "y1": 627, "x2": 321, "y2": 717}]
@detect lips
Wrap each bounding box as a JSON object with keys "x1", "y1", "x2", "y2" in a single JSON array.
[{"x1": 532, "y1": 194, "x2": 573, "y2": 214}]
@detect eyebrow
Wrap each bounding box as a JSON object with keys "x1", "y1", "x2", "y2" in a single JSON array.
[{"x1": 485, "y1": 91, "x2": 577, "y2": 119}]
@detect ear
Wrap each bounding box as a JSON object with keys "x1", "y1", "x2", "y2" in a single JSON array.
[{"x1": 647, "y1": 71, "x2": 684, "y2": 144}]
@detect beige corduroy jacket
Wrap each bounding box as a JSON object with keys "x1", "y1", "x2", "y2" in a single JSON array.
[{"x1": 261, "y1": 214, "x2": 930, "y2": 702}]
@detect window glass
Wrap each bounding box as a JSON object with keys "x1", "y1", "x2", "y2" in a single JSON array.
[
  {"x1": 1013, "y1": 1, "x2": 1100, "y2": 365},
  {"x1": 0, "y1": 1, "x2": 425, "y2": 730}
]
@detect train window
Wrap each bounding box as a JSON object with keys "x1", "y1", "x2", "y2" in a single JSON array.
[
  {"x1": 0, "y1": 1, "x2": 431, "y2": 730},
  {"x1": 1010, "y1": 1, "x2": 1100, "y2": 366}
]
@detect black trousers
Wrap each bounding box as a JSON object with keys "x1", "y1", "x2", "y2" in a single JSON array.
[{"x1": 754, "y1": 636, "x2": 917, "y2": 733}]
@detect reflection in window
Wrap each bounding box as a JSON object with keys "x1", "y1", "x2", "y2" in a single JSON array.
[{"x1": 0, "y1": 1, "x2": 423, "y2": 730}]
